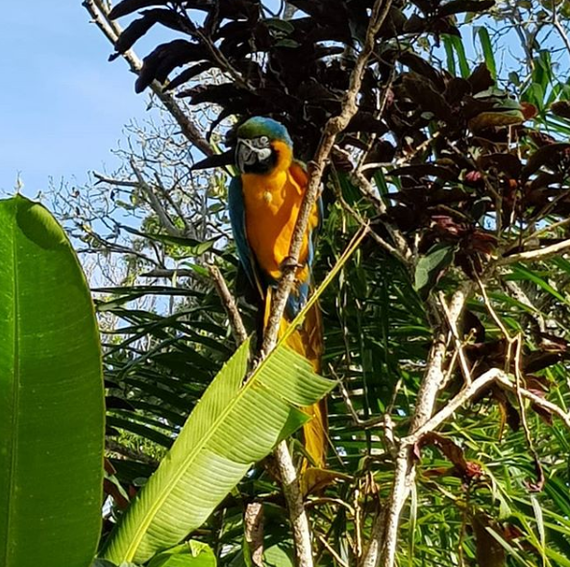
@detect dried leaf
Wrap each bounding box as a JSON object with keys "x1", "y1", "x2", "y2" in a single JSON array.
[
  {"x1": 472, "y1": 513, "x2": 506, "y2": 567},
  {"x1": 468, "y1": 109, "x2": 526, "y2": 133}
]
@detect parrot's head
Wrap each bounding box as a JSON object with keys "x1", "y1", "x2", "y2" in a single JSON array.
[{"x1": 235, "y1": 116, "x2": 293, "y2": 174}]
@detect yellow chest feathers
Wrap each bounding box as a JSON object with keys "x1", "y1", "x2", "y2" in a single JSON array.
[{"x1": 242, "y1": 168, "x2": 306, "y2": 280}]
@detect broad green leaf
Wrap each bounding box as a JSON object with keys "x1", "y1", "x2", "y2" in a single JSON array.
[
  {"x1": 263, "y1": 543, "x2": 295, "y2": 567},
  {"x1": 414, "y1": 244, "x2": 454, "y2": 292},
  {"x1": 148, "y1": 542, "x2": 216, "y2": 567},
  {"x1": 0, "y1": 196, "x2": 104, "y2": 567},
  {"x1": 102, "y1": 339, "x2": 335, "y2": 564}
]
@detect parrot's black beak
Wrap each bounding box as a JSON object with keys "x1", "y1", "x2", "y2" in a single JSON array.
[{"x1": 235, "y1": 138, "x2": 273, "y2": 173}]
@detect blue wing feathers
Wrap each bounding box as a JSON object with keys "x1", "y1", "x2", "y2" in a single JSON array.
[{"x1": 228, "y1": 176, "x2": 264, "y2": 296}]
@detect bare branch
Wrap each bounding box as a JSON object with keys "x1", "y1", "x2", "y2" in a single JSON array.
[
  {"x1": 497, "y1": 373, "x2": 570, "y2": 430},
  {"x1": 243, "y1": 4, "x2": 395, "y2": 566},
  {"x1": 361, "y1": 283, "x2": 473, "y2": 567},
  {"x1": 244, "y1": 502, "x2": 265, "y2": 567},
  {"x1": 499, "y1": 238, "x2": 570, "y2": 265},
  {"x1": 129, "y1": 160, "x2": 182, "y2": 237},
  {"x1": 208, "y1": 265, "x2": 248, "y2": 345},
  {"x1": 274, "y1": 442, "x2": 315, "y2": 567}
]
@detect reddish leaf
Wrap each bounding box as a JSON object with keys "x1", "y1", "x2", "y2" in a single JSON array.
[
  {"x1": 522, "y1": 143, "x2": 570, "y2": 179},
  {"x1": 478, "y1": 153, "x2": 522, "y2": 178},
  {"x1": 551, "y1": 100, "x2": 570, "y2": 120},
  {"x1": 103, "y1": 478, "x2": 130, "y2": 510},
  {"x1": 467, "y1": 63, "x2": 495, "y2": 94},
  {"x1": 416, "y1": 433, "x2": 482, "y2": 481},
  {"x1": 521, "y1": 102, "x2": 538, "y2": 120},
  {"x1": 113, "y1": 9, "x2": 187, "y2": 55},
  {"x1": 402, "y1": 74, "x2": 454, "y2": 122},
  {"x1": 135, "y1": 40, "x2": 210, "y2": 93}
]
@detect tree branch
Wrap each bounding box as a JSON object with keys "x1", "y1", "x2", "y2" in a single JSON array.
[
  {"x1": 274, "y1": 442, "x2": 315, "y2": 567},
  {"x1": 130, "y1": 160, "x2": 183, "y2": 237},
  {"x1": 261, "y1": 0, "x2": 394, "y2": 357},
  {"x1": 254, "y1": 4, "x2": 394, "y2": 565},
  {"x1": 499, "y1": 238, "x2": 570, "y2": 265},
  {"x1": 208, "y1": 265, "x2": 248, "y2": 344}
]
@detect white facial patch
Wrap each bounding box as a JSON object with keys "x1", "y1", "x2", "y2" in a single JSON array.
[{"x1": 236, "y1": 136, "x2": 272, "y2": 171}]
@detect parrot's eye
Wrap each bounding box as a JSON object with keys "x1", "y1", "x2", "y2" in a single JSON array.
[{"x1": 259, "y1": 136, "x2": 269, "y2": 146}]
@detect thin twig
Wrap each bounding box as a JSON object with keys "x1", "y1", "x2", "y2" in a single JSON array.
[
  {"x1": 514, "y1": 335, "x2": 545, "y2": 490},
  {"x1": 130, "y1": 160, "x2": 182, "y2": 237},
  {"x1": 208, "y1": 265, "x2": 248, "y2": 344},
  {"x1": 439, "y1": 291, "x2": 472, "y2": 385},
  {"x1": 408, "y1": 368, "x2": 505, "y2": 442},
  {"x1": 497, "y1": 374, "x2": 570, "y2": 430},
  {"x1": 351, "y1": 170, "x2": 413, "y2": 264},
  {"x1": 498, "y1": 237, "x2": 570, "y2": 265},
  {"x1": 317, "y1": 533, "x2": 350, "y2": 567}
]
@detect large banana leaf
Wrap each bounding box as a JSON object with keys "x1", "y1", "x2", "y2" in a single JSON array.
[
  {"x1": 102, "y1": 338, "x2": 335, "y2": 564},
  {"x1": 0, "y1": 196, "x2": 104, "y2": 567}
]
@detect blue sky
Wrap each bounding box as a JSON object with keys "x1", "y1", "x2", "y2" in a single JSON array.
[{"x1": 0, "y1": 3, "x2": 152, "y2": 197}]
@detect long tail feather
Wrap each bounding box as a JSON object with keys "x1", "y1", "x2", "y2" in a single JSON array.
[{"x1": 265, "y1": 288, "x2": 328, "y2": 468}]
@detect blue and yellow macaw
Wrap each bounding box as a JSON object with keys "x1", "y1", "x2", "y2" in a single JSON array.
[{"x1": 228, "y1": 116, "x2": 327, "y2": 468}]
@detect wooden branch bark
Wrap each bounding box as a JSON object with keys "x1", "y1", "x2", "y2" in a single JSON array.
[
  {"x1": 244, "y1": 502, "x2": 265, "y2": 567},
  {"x1": 274, "y1": 442, "x2": 315, "y2": 567},
  {"x1": 499, "y1": 237, "x2": 570, "y2": 265},
  {"x1": 208, "y1": 265, "x2": 248, "y2": 345}
]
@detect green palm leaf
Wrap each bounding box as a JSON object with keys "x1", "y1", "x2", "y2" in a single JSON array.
[
  {"x1": 0, "y1": 196, "x2": 104, "y2": 567},
  {"x1": 102, "y1": 338, "x2": 335, "y2": 564}
]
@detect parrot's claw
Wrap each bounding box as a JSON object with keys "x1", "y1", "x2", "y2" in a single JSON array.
[{"x1": 280, "y1": 256, "x2": 303, "y2": 271}]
